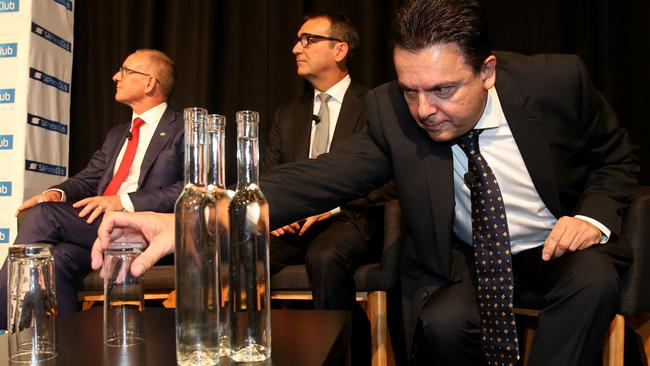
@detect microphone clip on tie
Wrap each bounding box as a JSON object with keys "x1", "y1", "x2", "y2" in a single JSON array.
[{"x1": 312, "y1": 114, "x2": 321, "y2": 124}]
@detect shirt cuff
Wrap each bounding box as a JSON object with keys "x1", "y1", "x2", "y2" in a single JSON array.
[
  {"x1": 574, "y1": 215, "x2": 611, "y2": 244},
  {"x1": 43, "y1": 188, "x2": 66, "y2": 202},
  {"x1": 330, "y1": 207, "x2": 341, "y2": 216},
  {"x1": 120, "y1": 193, "x2": 135, "y2": 212}
]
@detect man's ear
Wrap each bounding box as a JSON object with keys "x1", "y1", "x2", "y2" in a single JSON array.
[
  {"x1": 144, "y1": 76, "x2": 157, "y2": 95},
  {"x1": 334, "y1": 42, "x2": 349, "y2": 64},
  {"x1": 481, "y1": 55, "x2": 497, "y2": 90}
]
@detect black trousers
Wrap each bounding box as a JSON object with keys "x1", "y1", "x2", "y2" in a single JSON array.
[
  {"x1": 269, "y1": 214, "x2": 379, "y2": 310},
  {"x1": 0, "y1": 202, "x2": 98, "y2": 329},
  {"x1": 411, "y1": 242, "x2": 630, "y2": 366}
]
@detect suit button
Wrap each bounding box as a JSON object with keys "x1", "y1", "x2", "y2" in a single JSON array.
[{"x1": 422, "y1": 291, "x2": 429, "y2": 301}]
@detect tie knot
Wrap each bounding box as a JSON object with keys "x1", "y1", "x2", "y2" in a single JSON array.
[
  {"x1": 133, "y1": 117, "x2": 145, "y2": 130},
  {"x1": 318, "y1": 93, "x2": 331, "y2": 104},
  {"x1": 457, "y1": 129, "x2": 480, "y2": 157}
]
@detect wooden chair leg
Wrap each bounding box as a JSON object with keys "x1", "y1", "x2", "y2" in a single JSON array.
[
  {"x1": 367, "y1": 291, "x2": 394, "y2": 366},
  {"x1": 625, "y1": 312, "x2": 650, "y2": 366},
  {"x1": 603, "y1": 314, "x2": 625, "y2": 366},
  {"x1": 163, "y1": 290, "x2": 176, "y2": 308}
]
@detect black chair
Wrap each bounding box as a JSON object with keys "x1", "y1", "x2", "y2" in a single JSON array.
[
  {"x1": 514, "y1": 186, "x2": 650, "y2": 365},
  {"x1": 270, "y1": 199, "x2": 403, "y2": 366}
]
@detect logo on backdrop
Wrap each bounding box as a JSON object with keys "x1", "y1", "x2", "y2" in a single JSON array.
[
  {"x1": 0, "y1": 89, "x2": 15, "y2": 103},
  {"x1": 53, "y1": 0, "x2": 72, "y2": 11},
  {"x1": 0, "y1": 228, "x2": 8, "y2": 243},
  {"x1": 0, "y1": 0, "x2": 18, "y2": 12},
  {"x1": 25, "y1": 160, "x2": 67, "y2": 177},
  {"x1": 0, "y1": 43, "x2": 17, "y2": 58},
  {"x1": 0, "y1": 181, "x2": 11, "y2": 196},
  {"x1": 27, "y1": 113, "x2": 68, "y2": 135},
  {"x1": 30, "y1": 68, "x2": 70, "y2": 93},
  {"x1": 0, "y1": 135, "x2": 13, "y2": 149},
  {"x1": 31, "y1": 22, "x2": 71, "y2": 52}
]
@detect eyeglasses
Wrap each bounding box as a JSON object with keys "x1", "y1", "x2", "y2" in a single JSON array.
[
  {"x1": 296, "y1": 33, "x2": 344, "y2": 48},
  {"x1": 117, "y1": 66, "x2": 160, "y2": 83}
]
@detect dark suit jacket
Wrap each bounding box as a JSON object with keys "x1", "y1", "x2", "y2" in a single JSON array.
[
  {"x1": 261, "y1": 52, "x2": 639, "y2": 350},
  {"x1": 52, "y1": 105, "x2": 184, "y2": 212},
  {"x1": 261, "y1": 80, "x2": 368, "y2": 171}
]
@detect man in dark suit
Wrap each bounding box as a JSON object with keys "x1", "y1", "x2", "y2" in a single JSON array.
[
  {"x1": 0, "y1": 49, "x2": 183, "y2": 329},
  {"x1": 262, "y1": 12, "x2": 382, "y2": 310},
  {"x1": 260, "y1": 1, "x2": 638, "y2": 364},
  {"x1": 89, "y1": 1, "x2": 638, "y2": 364}
]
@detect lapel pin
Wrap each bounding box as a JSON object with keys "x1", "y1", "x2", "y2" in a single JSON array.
[{"x1": 160, "y1": 132, "x2": 166, "y2": 136}]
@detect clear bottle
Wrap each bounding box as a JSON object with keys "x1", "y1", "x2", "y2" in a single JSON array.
[
  {"x1": 229, "y1": 110, "x2": 271, "y2": 362},
  {"x1": 175, "y1": 107, "x2": 219, "y2": 366},
  {"x1": 206, "y1": 113, "x2": 232, "y2": 357}
]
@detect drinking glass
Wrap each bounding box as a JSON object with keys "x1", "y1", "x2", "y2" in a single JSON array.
[
  {"x1": 103, "y1": 242, "x2": 145, "y2": 347},
  {"x1": 8, "y1": 244, "x2": 58, "y2": 362}
]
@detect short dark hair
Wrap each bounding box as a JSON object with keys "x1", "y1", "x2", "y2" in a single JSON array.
[
  {"x1": 393, "y1": 0, "x2": 491, "y2": 74},
  {"x1": 304, "y1": 11, "x2": 359, "y2": 69}
]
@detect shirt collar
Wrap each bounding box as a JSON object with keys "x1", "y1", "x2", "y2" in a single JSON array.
[
  {"x1": 314, "y1": 74, "x2": 351, "y2": 104},
  {"x1": 474, "y1": 87, "x2": 506, "y2": 131},
  {"x1": 132, "y1": 102, "x2": 168, "y2": 127}
]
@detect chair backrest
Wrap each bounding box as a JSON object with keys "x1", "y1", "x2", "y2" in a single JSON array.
[{"x1": 619, "y1": 186, "x2": 650, "y2": 316}]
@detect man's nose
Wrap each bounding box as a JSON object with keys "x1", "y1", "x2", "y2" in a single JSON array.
[
  {"x1": 292, "y1": 41, "x2": 302, "y2": 55},
  {"x1": 418, "y1": 95, "x2": 438, "y2": 120}
]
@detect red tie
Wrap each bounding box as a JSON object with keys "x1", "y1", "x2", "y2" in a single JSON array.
[{"x1": 103, "y1": 118, "x2": 145, "y2": 196}]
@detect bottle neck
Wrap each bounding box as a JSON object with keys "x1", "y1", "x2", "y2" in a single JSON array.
[
  {"x1": 185, "y1": 121, "x2": 206, "y2": 187},
  {"x1": 207, "y1": 128, "x2": 226, "y2": 189},
  {"x1": 236, "y1": 123, "x2": 259, "y2": 189}
]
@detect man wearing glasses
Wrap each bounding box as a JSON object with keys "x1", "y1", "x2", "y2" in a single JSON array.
[
  {"x1": 262, "y1": 11, "x2": 393, "y2": 317},
  {"x1": 0, "y1": 49, "x2": 184, "y2": 329}
]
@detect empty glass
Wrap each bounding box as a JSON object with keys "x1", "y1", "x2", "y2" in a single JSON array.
[
  {"x1": 7, "y1": 244, "x2": 58, "y2": 362},
  {"x1": 103, "y1": 242, "x2": 145, "y2": 347}
]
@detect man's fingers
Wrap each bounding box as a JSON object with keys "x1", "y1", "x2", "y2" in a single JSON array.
[
  {"x1": 542, "y1": 224, "x2": 567, "y2": 261},
  {"x1": 131, "y1": 247, "x2": 161, "y2": 277},
  {"x1": 299, "y1": 218, "x2": 316, "y2": 235},
  {"x1": 90, "y1": 237, "x2": 105, "y2": 271}
]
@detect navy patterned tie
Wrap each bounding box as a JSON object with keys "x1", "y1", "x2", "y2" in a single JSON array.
[{"x1": 457, "y1": 130, "x2": 520, "y2": 366}]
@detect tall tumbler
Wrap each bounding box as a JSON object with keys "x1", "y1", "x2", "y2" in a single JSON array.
[
  {"x1": 229, "y1": 110, "x2": 271, "y2": 362},
  {"x1": 206, "y1": 113, "x2": 232, "y2": 357},
  {"x1": 7, "y1": 244, "x2": 57, "y2": 362},
  {"x1": 175, "y1": 107, "x2": 220, "y2": 365},
  {"x1": 103, "y1": 242, "x2": 145, "y2": 347}
]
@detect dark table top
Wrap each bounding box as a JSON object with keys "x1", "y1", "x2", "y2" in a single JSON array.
[{"x1": 0, "y1": 307, "x2": 351, "y2": 365}]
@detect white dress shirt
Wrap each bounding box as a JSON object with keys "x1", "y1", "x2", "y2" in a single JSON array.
[
  {"x1": 47, "y1": 102, "x2": 168, "y2": 212},
  {"x1": 309, "y1": 74, "x2": 351, "y2": 154},
  {"x1": 113, "y1": 102, "x2": 168, "y2": 211},
  {"x1": 309, "y1": 74, "x2": 352, "y2": 216},
  {"x1": 451, "y1": 88, "x2": 609, "y2": 254}
]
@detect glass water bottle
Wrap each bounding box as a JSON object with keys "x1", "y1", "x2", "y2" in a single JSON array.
[
  {"x1": 175, "y1": 107, "x2": 220, "y2": 365},
  {"x1": 229, "y1": 110, "x2": 272, "y2": 362},
  {"x1": 206, "y1": 113, "x2": 232, "y2": 357}
]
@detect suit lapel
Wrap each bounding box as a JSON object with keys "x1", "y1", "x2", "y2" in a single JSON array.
[
  {"x1": 331, "y1": 82, "x2": 364, "y2": 146},
  {"x1": 293, "y1": 94, "x2": 313, "y2": 160},
  {"x1": 423, "y1": 140, "x2": 454, "y2": 275},
  {"x1": 138, "y1": 106, "x2": 175, "y2": 186},
  {"x1": 98, "y1": 124, "x2": 130, "y2": 194},
  {"x1": 497, "y1": 69, "x2": 563, "y2": 216}
]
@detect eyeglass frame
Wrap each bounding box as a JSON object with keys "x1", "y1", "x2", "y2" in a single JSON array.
[
  {"x1": 296, "y1": 33, "x2": 344, "y2": 48},
  {"x1": 116, "y1": 66, "x2": 160, "y2": 84}
]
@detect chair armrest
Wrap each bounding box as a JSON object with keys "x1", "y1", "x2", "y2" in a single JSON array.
[
  {"x1": 378, "y1": 199, "x2": 403, "y2": 290},
  {"x1": 619, "y1": 186, "x2": 650, "y2": 315}
]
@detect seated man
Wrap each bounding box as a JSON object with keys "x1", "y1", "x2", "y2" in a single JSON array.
[
  {"x1": 91, "y1": 1, "x2": 639, "y2": 364},
  {"x1": 263, "y1": 11, "x2": 394, "y2": 310},
  {"x1": 0, "y1": 49, "x2": 184, "y2": 329}
]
